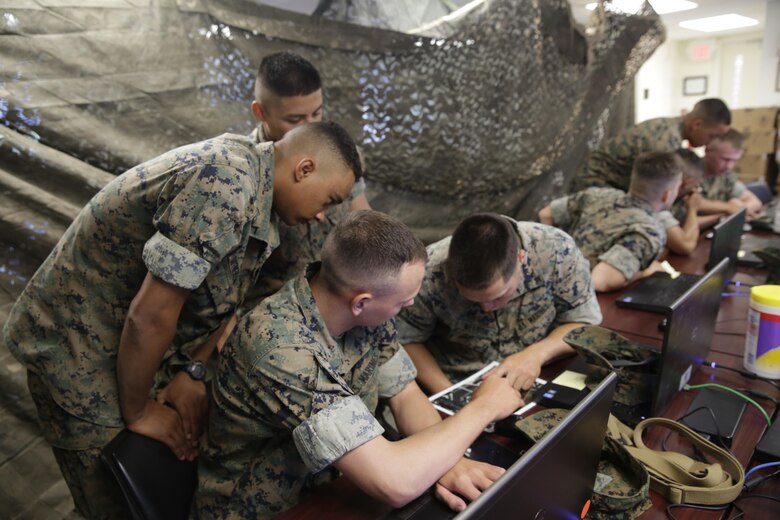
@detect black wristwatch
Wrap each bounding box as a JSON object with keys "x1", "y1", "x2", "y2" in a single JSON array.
[{"x1": 183, "y1": 360, "x2": 206, "y2": 382}]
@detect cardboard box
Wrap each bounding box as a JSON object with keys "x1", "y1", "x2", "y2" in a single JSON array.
[
  {"x1": 730, "y1": 107, "x2": 779, "y2": 132},
  {"x1": 742, "y1": 129, "x2": 778, "y2": 154},
  {"x1": 736, "y1": 153, "x2": 768, "y2": 182}
]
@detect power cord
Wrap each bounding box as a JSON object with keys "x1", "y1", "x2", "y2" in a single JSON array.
[{"x1": 701, "y1": 359, "x2": 780, "y2": 391}]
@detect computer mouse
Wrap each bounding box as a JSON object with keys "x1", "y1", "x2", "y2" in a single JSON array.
[{"x1": 658, "y1": 318, "x2": 668, "y2": 332}]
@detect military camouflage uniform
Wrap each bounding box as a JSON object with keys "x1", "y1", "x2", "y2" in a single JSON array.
[
  {"x1": 3, "y1": 133, "x2": 280, "y2": 518},
  {"x1": 196, "y1": 264, "x2": 417, "y2": 519},
  {"x1": 655, "y1": 209, "x2": 679, "y2": 231},
  {"x1": 570, "y1": 117, "x2": 684, "y2": 192},
  {"x1": 241, "y1": 126, "x2": 366, "y2": 304},
  {"x1": 549, "y1": 187, "x2": 666, "y2": 281},
  {"x1": 396, "y1": 220, "x2": 601, "y2": 382},
  {"x1": 699, "y1": 171, "x2": 746, "y2": 201}
]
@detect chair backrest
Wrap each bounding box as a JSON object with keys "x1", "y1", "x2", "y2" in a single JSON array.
[
  {"x1": 745, "y1": 180, "x2": 774, "y2": 204},
  {"x1": 101, "y1": 429, "x2": 197, "y2": 520}
]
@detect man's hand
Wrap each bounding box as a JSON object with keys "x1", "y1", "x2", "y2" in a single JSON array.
[
  {"x1": 126, "y1": 399, "x2": 196, "y2": 460},
  {"x1": 685, "y1": 191, "x2": 702, "y2": 213},
  {"x1": 470, "y1": 374, "x2": 524, "y2": 422},
  {"x1": 156, "y1": 371, "x2": 208, "y2": 448},
  {"x1": 434, "y1": 458, "x2": 505, "y2": 512},
  {"x1": 487, "y1": 350, "x2": 543, "y2": 390}
]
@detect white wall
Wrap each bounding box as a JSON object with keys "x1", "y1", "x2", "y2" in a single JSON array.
[
  {"x1": 635, "y1": 31, "x2": 765, "y2": 122},
  {"x1": 757, "y1": 0, "x2": 780, "y2": 106},
  {"x1": 634, "y1": 0, "x2": 780, "y2": 121},
  {"x1": 635, "y1": 41, "x2": 675, "y2": 122}
]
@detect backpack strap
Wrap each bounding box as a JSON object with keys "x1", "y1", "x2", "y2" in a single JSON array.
[{"x1": 607, "y1": 415, "x2": 744, "y2": 505}]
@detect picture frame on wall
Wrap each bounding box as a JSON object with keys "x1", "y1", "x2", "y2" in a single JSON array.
[{"x1": 683, "y1": 76, "x2": 708, "y2": 96}]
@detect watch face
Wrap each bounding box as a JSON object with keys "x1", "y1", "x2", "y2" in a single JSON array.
[{"x1": 187, "y1": 362, "x2": 206, "y2": 381}]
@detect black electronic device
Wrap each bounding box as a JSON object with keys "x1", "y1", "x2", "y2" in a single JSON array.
[
  {"x1": 616, "y1": 208, "x2": 744, "y2": 313},
  {"x1": 755, "y1": 414, "x2": 780, "y2": 460},
  {"x1": 611, "y1": 258, "x2": 728, "y2": 427},
  {"x1": 535, "y1": 381, "x2": 590, "y2": 409},
  {"x1": 681, "y1": 387, "x2": 746, "y2": 443}
]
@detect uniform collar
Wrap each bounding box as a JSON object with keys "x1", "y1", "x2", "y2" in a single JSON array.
[{"x1": 249, "y1": 140, "x2": 279, "y2": 247}]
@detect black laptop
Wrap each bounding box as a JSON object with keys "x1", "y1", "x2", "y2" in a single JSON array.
[
  {"x1": 381, "y1": 372, "x2": 618, "y2": 520},
  {"x1": 612, "y1": 258, "x2": 727, "y2": 427},
  {"x1": 736, "y1": 233, "x2": 780, "y2": 268},
  {"x1": 615, "y1": 208, "x2": 744, "y2": 313}
]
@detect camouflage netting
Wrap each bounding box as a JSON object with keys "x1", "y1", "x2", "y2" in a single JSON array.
[{"x1": 0, "y1": 0, "x2": 664, "y2": 258}]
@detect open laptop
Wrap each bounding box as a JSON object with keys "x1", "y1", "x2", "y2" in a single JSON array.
[
  {"x1": 615, "y1": 208, "x2": 744, "y2": 313},
  {"x1": 381, "y1": 372, "x2": 618, "y2": 520},
  {"x1": 612, "y1": 257, "x2": 728, "y2": 427},
  {"x1": 736, "y1": 233, "x2": 779, "y2": 268}
]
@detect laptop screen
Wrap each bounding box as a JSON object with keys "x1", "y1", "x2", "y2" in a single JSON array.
[
  {"x1": 707, "y1": 207, "x2": 745, "y2": 274},
  {"x1": 455, "y1": 372, "x2": 617, "y2": 520},
  {"x1": 651, "y1": 257, "x2": 728, "y2": 417}
]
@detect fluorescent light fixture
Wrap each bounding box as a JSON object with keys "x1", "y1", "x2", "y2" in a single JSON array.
[
  {"x1": 585, "y1": 1, "x2": 697, "y2": 15},
  {"x1": 679, "y1": 14, "x2": 759, "y2": 33}
]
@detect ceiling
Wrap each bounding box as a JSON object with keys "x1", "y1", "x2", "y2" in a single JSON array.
[{"x1": 568, "y1": 0, "x2": 768, "y2": 40}]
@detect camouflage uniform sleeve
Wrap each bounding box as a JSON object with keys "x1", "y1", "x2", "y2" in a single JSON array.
[
  {"x1": 598, "y1": 232, "x2": 660, "y2": 281},
  {"x1": 143, "y1": 164, "x2": 253, "y2": 289},
  {"x1": 252, "y1": 344, "x2": 384, "y2": 473},
  {"x1": 550, "y1": 232, "x2": 602, "y2": 326},
  {"x1": 293, "y1": 396, "x2": 384, "y2": 472},
  {"x1": 378, "y1": 346, "x2": 418, "y2": 399},
  {"x1": 548, "y1": 195, "x2": 572, "y2": 228},
  {"x1": 655, "y1": 210, "x2": 679, "y2": 230},
  {"x1": 730, "y1": 174, "x2": 747, "y2": 198}
]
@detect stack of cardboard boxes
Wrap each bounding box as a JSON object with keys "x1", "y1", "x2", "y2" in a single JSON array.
[{"x1": 731, "y1": 107, "x2": 779, "y2": 191}]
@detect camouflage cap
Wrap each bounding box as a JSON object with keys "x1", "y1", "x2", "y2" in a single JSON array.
[
  {"x1": 587, "y1": 437, "x2": 652, "y2": 519},
  {"x1": 564, "y1": 326, "x2": 658, "y2": 406}
]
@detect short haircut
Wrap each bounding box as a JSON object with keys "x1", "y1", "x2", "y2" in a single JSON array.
[
  {"x1": 311, "y1": 121, "x2": 363, "y2": 181},
  {"x1": 255, "y1": 51, "x2": 321, "y2": 103},
  {"x1": 629, "y1": 151, "x2": 683, "y2": 202},
  {"x1": 320, "y1": 210, "x2": 427, "y2": 296},
  {"x1": 447, "y1": 213, "x2": 519, "y2": 290},
  {"x1": 691, "y1": 98, "x2": 731, "y2": 126},
  {"x1": 282, "y1": 121, "x2": 363, "y2": 181},
  {"x1": 711, "y1": 128, "x2": 744, "y2": 150},
  {"x1": 674, "y1": 148, "x2": 704, "y2": 184}
]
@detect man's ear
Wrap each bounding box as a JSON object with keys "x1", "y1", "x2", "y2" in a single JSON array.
[
  {"x1": 293, "y1": 158, "x2": 316, "y2": 182},
  {"x1": 350, "y1": 293, "x2": 372, "y2": 317},
  {"x1": 251, "y1": 100, "x2": 265, "y2": 122},
  {"x1": 517, "y1": 250, "x2": 526, "y2": 264},
  {"x1": 661, "y1": 187, "x2": 675, "y2": 206}
]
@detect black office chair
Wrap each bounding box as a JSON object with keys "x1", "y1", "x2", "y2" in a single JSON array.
[
  {"x1": 746, "y1": 180, "x2": 774, "y2": 204},
  {"x1": 101, "y1": 429, "x2": 198, "y2": 520}
]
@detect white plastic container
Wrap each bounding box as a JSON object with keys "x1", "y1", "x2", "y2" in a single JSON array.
[{"x1": 744, "y1": 285, "x2": 780, "y2": 379}]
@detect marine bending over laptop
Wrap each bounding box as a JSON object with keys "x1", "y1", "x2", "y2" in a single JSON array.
[
  {"x1": 540, "y1": 151, "x2": 682, "y2": 292},
  {"x1": 397, "y1": 213, "x2": 602, "y2": 396}
]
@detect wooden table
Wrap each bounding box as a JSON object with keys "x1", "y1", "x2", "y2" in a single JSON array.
[{"x1": 278, "y1": 232, "x2": 780, "y2": 520}]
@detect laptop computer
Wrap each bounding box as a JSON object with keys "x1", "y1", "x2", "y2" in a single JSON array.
[
  {"x1": 612, "y1": 257, "x2": 727, "y2": 427},
  {"x1": 615, "y1": 208, "x2": 744, "y2": 313},
  {"x1": 381, "y1": 372, "x2": 618, "y2": 520},
  {"x1": 736, "y1": 233, "x2": 779, "y2": 268}
]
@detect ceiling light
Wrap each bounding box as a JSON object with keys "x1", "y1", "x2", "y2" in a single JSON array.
[
  {"x1": 678, "y1": 14, "x2": 759, "y2": 33},
  {"x1": 585, "y1": 1, "x2": 698, "y2": 15}
]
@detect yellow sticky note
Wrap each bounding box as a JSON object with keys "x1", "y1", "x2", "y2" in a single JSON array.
[{"x1": 552, "y1": 370, "x2": 587, "y2": 390}]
